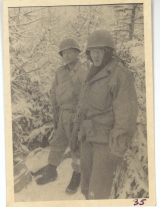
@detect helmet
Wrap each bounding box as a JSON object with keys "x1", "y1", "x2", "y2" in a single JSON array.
[
  {"x1": 59, "y1": 38, "x2": 81, "y2": 56},
  {"x1": 86, "y1": 30, "x2": 115, "y2": 54}
]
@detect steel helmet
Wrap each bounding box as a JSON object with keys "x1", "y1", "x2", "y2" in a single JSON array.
[
  {"x1": 86, "y1": 30, "x2": 115, "y2": 54},
  {"x1": 59, "y1": 38, "x2": 81, "y2": 56}
]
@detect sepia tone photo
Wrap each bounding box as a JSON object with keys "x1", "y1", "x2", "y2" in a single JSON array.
[{"x1": 3, "y1": 0, "x2": 155, "y2": 206}]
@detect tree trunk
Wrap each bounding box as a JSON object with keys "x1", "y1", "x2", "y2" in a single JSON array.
[{"x1": 129, "y1": 4, "x2": 137, "y2": 40}]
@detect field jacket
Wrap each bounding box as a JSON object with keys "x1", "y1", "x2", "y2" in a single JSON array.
[
  {"x1": 77, "y1": 58, "x2": 138, "y2": 157},
  {"x1": 50, "y1": 59, "x2": 88, "y2": 112}
]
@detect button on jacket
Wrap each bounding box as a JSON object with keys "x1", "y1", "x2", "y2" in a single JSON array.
[{"x1": 77, "y1": 58, "x2": 138, "y2": 157}]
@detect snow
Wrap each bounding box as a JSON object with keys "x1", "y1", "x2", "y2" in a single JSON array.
[{"x1": 15, "y1": 147, "x2": 85, "y2": 201}]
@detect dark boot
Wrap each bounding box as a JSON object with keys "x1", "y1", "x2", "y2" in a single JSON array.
[
  {"x1": 65, "y1": 171, "x2": 81, "y2": 194},
  {"x1": 35, "y1": 164, "x2": 58, "y2": 185}
]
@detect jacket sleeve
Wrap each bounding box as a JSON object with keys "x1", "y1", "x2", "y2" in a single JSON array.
[
  {"x1": 50, "y1": 72, "x2": 58, "y2": 111},
  {"x1": 109, "y1": 69, "x2": 138, "y2": 157}
]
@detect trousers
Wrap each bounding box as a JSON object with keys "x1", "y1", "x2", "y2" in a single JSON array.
[
  {"x1": 48, "y1": 109, "x2": 80, "y2": 173},
  {"x1": 81, "y1": 139, "x2": 122, "y2": 199}
]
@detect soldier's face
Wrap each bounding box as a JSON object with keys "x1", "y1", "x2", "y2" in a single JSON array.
[
  {"x1": 90, "y1": 48, "x2": 105, "y2": 67},
  {"x1": 62, "y1": 49, "x2": 79, "y2": 65}
]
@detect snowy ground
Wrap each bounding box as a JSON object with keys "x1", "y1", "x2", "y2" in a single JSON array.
[{"x1": 14, "y1": 147, "x2": 85, "y2": 202}]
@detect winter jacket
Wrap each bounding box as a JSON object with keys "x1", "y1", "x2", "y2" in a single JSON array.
[
  {"x1": 77, "y1": 58, "x2": 138, "y2": 157},
  {"x1": 50, "y1": 59, "x2": 88, "y2": 112}
]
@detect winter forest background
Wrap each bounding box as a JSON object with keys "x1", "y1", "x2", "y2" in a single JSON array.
[{"x1": 9, "y1": 4, "x2": 148, "y2": 199}]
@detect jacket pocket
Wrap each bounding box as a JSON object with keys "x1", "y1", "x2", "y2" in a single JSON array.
[
  {"x1": 80, "y1": 120, "x2": 110, "y2": 143},
  {"x1": 87, "y1": 82, "x2": 110, "y2": 111},
  {"x1": 56, "y1": 81, "x2": 75, "y2": 106}
]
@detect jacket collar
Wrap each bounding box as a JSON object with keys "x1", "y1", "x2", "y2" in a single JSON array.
[
  {"x1": 88, "y1": 58, "x2": 118, "y2": 83},
  {"x1": 73, "y1": 58, "x2": 82, "y2": 72},
  {"x1": 65, "y1": 58, "x2": 81, "y2": 73}
]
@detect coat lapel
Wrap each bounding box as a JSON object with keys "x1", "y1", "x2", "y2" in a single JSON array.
[
  {"x1": 67, "y1": 58, "x2": 81, "y2": 78},
  {"x1": 88, "y1": 58, "x2": 118, "y2": 84}
]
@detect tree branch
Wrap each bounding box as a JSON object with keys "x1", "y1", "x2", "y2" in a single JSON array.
[
  {"x1": 9, "y1": 34, "x2": 18, "y2": 40},
  {"x1": 134, "y1": 16, "x2": 143, "y2": 21},
  {"x1": 11, "y1": 32, "x2": 35, "y2": 38},
  {"x1": 134, "y1": 23, "x2": 144, "y2": 24},
  {"x1": 10, "y1": 28, "x2": 33, "y2": 34},
  {"x1": 9, "y1": 8, "x2": 46, "y2": 18},
  {"x1": 68, "y1": 19, "x2": 79, "y2": 34},
  {"x1": 13, "y1": 64, "x2": 49, "y2": 79},
  {"x1": 16, "y1": 8, "x2": 21, "y2": 24},
  {"x1": 12, "y1": 79, "x2": 43, "y2": 86},
  {"x1": 78, "y1": 10, "x2": 92, "y2": 32},
  {"x1": 9, "y1": 17, "x2": 44, "y2": 27},
  {"x1": 114, "y1": 29, "x2": 132, "y2": 32}
]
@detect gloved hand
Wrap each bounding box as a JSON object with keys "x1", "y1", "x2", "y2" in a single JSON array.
[{"x1": 53, "y1": 109, "x2": 59, "y2": 130}]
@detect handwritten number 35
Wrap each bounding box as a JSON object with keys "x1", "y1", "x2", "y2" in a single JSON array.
[{"x1": 133, "y1": 199, "x2": 146, "y2": 205}]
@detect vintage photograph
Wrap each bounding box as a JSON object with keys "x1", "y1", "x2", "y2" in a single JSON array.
[{"x1": 3, "y1": 0, "x2": 155, "y2": 206}]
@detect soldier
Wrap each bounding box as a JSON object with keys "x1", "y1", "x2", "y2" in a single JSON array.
[
  {"x1": 70, "y1": 30, "x2": 138, "y2": 199},
  {"x1": 36, "y1": 38, "x2": 87, "y2": 195}
]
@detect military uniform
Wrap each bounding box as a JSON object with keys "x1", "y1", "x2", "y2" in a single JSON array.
[
  {"x1": 75, "y1": 58, "x2": 138, "y2": 199},
  {"x1": 35, "y1": 39, "x2": 86, "y2": 193},
  {"x1": 49, "y1": 58, "x2": 87, "y2": 173}
]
